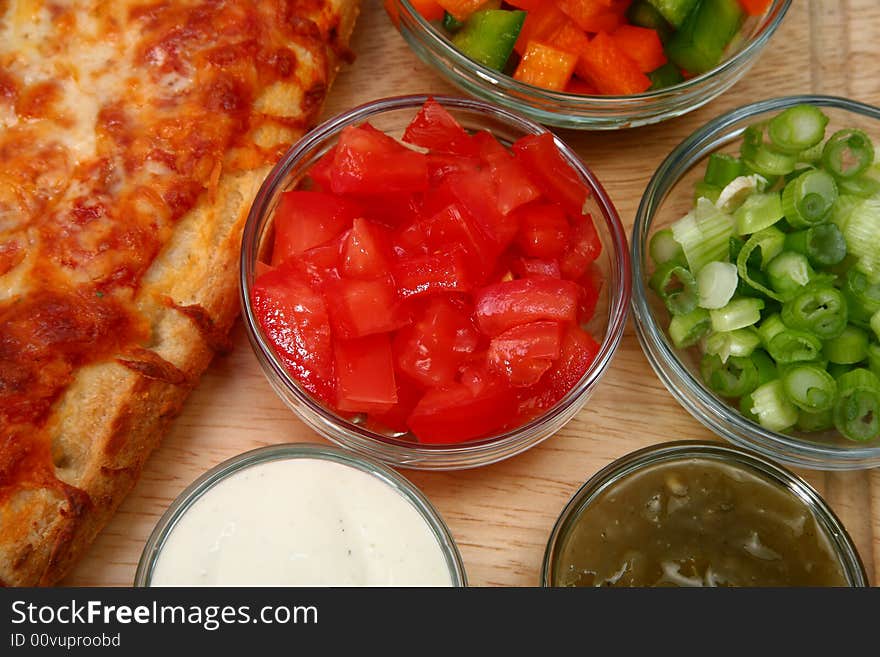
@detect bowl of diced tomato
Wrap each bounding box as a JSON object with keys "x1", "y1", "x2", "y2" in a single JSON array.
[
  {"x1": 240, "y1": 95, "x2": 630, "y2": 470},
  {"x1": 384, "y1": 0, "x2": 790, "y2": 130}
]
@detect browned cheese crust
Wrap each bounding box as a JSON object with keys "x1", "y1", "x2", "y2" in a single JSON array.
[{"x1": 0, "y1": 0, "x2": 360, "y2": 586}]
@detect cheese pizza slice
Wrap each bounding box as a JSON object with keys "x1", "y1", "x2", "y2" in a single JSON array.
[{"x1": 0, "y1": 0, "x2": 359, "y2": 586}]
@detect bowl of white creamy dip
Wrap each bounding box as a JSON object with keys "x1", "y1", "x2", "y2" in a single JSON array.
[{"x1": 135, "y1": 444, "x2": 466, "y2": 586}]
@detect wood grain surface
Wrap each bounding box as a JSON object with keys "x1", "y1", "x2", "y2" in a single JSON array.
[{"x1": 66, "y1": 0, "x2": 880, "y2": 587}]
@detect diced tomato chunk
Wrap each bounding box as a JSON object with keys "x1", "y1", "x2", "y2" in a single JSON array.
[
  {"x1": 512, "y1": 133, "x2": 590, "y2": 218},
  {"x1": 271, "y1": 191, "x2": 361, "y2": 265},
  {"x1": 341, "y1": 217, "x2": 392, "y2": 279},
  {"x1": 346, "y1": 192, "x2": 423, "y2": 228},
  {"x1": 420, "y1": 203, "x2": 500, "y2": 280},
  {"x1": 488, "y1": 320, "x2": 563, "y2": 387},
  {"x1": 473, "y1": 277, "x2": 580, "y2": 336},
  {"x1": 511, "y1": 257, "x2": 562, "y2": 279},
  {"x1": 514, "y1": 201, "x2": 571, "y2": 259},
  {"x1": 365, "y1": 377, "x2": 424, "y2": 434},
  {"x1": 308, "y1": 145, "x2": 338, "y2": 190},
  {"x1": 252, "y1": 266, "x2": 335, "y2": 404},
  {"x1": 487, "y1": 151, "x2": 541, "y2": 215},
  {"x1": 403, "y1": 97, "x2": 477, "y2": 156},
  {"x1": 427, "y1": 153, "x2": 482, "y2": 184},
  {"x1": 408, "y1": 0, "x2": 445, "y2": 21},
  {"x1": 407, "y1": 382, "x2": 518, "y2": 444},
  {"x1": 334, "y1": 334, "x2": 398, "y2": 414},
  {"x1": 323, "y1": 276, "x2": 410, "y2": 338},
  {"x1": 393, "y1": 248, "x2": 474, "y2": 299},
  {"x1": 331, "y1": 124, "x2": 429, "y2": 195},
  {"x1": 577, "y1": 262, "x2": 604, "y2": 324},
  {"x1": 444, "y1": 170, "x2": 517, "y2": 249},
  {"x1": 517, "y1": 323, "x2": 601, "y2": 417},
  {"x1": 560, "y1": 212, "x2": 602, "y2": 279},
  {"x1": 471, "y1": 130, "x2": 509, "y2": 162},
  {"x1": 394, "y1": 298, "x2": 479, "y2": 388}
]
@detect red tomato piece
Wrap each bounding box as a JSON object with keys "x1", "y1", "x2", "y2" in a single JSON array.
[
  {"x1": 252, "y1": 266, "x2": 335, "y2": 404},
  {"x1": 427, "y1": 152, "x2": 482, "y2": 185},
  {"x1": 473, "y1": 277, "x2": 580, "y2": 336},
  {"x1": 323, "y1": 276, "x2": 410, "y2": 338},
  {"x1": 517, "y1": 323, "x2": 601, "y2": 417},
  {"x1": 392, "y1": 220, "x2": 430, "y2": 259},
  {"x1": 488, "y1": 320, "x2": 563, "y2": 387},
  {"x1": 577, "y1": 262, "x2": 604, "y2": 324},
  {"x1": 487, "y1": 152, "x2": 541, "y2": 215},
  {"x1": 611, "y1": 25, "x2": 667, "y2": 73},
  {"x1": 421, "y1": 203, "x2": 500, "y2": 278},
  {"x1": 331, "y1": 124, "x2": 429, "y2": 195},
  {"x1": 393, "y1": 297, "x2": 479, "y2": 388},
  {"x1": 565, "y1": 78, "x2": 599, "y2": 95},
  {"x1": 560, "y1": 212, "x2": 602, "y2": 280},
  {"x1": 511, "y1": 257, "x2": 562, "y2": 279},
  {"x1": 365, "y1": 376, "x2": 425, "y2": 434},
  {"x1": 392, "y1": 248, "x2": 474, "y2": 299},
  {"x1": 341, "y1": 217, "x2": 392, "y2": 280},
  {"x1": 271, "y1": 191, "x2": 361, "y2": 265},
  {"x1": 308, "y1": 145, "x2": 337, "y2": 190},
  {"x1": 444, "y1": 170, "x2": 517, "y2": 250},
  {"x1": 471, "y1": 129, "x2": 509, "y2": 162},
  {"x1": 403, "y1": 97, "x2": 477, "y2": 156},
  {"x1": 407, "y1": 382, "x2": 518, "y2": 444},
  {"x1": 289, "y1": 235, "x2": 343, "y2": 289},
  {"x1": 514, "y1": 201, "x2": 571, "y2": 259},
  {"x1": 512, "y1": 133, "x2": 590, "y2": 218},
  {"x1": 345, "y1": 192, "x2": 423, "y2": 229},
  {"x1": 334, "y1": 334, "x2": 398, "y2": 414}
]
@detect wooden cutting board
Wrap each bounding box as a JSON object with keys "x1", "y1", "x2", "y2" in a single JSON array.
[{"x1": 66, "y1": 0, "x2": 880, "y2": 587}]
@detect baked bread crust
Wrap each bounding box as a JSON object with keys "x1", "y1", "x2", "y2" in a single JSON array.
[{"x1": 0, "y1": 0, "x2": 360, "y2": 586}]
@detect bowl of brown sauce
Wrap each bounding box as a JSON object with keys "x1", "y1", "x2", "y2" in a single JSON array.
[{"x1": 542, "y1": 441, "x2": 867, "y2": 587}]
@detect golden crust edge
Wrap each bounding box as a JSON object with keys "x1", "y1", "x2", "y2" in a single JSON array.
[{"x1": 0, "y1": 0, "x2": 361, "y2": 587}]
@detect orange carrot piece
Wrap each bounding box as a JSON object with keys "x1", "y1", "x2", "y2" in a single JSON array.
[
  {"x1": 738, "y1": 0, "x2": 773, "y2": 16},
  {"x1": 578, "y1": 31, "x2": 651, "y2": 95},
  {"x1": 550, "y1": 21, "x2": 594, "y2": 82},
  {"x1": 437, "y1": 0, "x2": 492, "y2": 21},
  {"x1": 410, "y1": 0, "x2": 446, "y2": 21},
  {"x1": 556, "y1": 0, "x2": 628, "y2": 34},
  {"x1": 610, "y1": 24, "x2": 667, "y2": 73},
  {"x1": 565, "y1": 78, "x2": 599, "y2": 95},
  {"x1": 514, "y1": 4, "x2": 569, "y2": 54},
  {"x1": 514, "y1": 41, "x2": 578, "y2": 91}
]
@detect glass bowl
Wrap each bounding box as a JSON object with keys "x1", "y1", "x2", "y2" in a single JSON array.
[
  {"x1": 240, "y1": 94, "x2": 630, "y2": 470},
  {"x1": 387, "y1": 0, "x2": 791, "y2": 130},
  {"x1": 135, "y1": 443, "x2": 467, "y2": 586},
  {"x1": 542, "y1": 441, "x2": 869, "y2": 587},
  {"x1": 632, "y1": 95, "x2": 880, "y2": 470}
]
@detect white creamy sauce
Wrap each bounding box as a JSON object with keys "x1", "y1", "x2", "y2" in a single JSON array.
[{"x1": 150, "y1": 458, "x2": 454, "y2": 586}]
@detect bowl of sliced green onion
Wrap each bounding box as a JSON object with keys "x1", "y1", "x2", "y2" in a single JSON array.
[{"x1": 633, "y1": 95, "x2": 880, "y2": 470}]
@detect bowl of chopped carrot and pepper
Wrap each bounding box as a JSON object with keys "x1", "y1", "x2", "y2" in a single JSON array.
[
  {"x1": 633, "y1": 95, "x2": 880, "y2": 470},
  {"x1": 384, "y1": 0, "x2": 790, "y2": 130}
]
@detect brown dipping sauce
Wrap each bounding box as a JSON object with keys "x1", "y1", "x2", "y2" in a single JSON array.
[{"x1": 552, "y1": 455, "x2": 855, "y2": 587}]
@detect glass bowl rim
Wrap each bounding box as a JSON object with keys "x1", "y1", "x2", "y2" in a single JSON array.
[
  {"x1": 134, "y1": 442, "x2": 468, "y2": 586},
  {"x1": 393, "y1": 0, "x2": 792, "y2": 104},
  {"x1": 239, "y1": 93, "x2": 631, "y2": 458},
  {"x1": 540, "y1": 440, "x2": 869, "y2": 587},
  {"x1": 632, "y1": 94, "x2": 880, "y2": 469}
]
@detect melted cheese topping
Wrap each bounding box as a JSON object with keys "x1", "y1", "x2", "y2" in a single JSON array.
[{"x1": 0, "y1": 0, "x2": 344, "y2": 499}]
